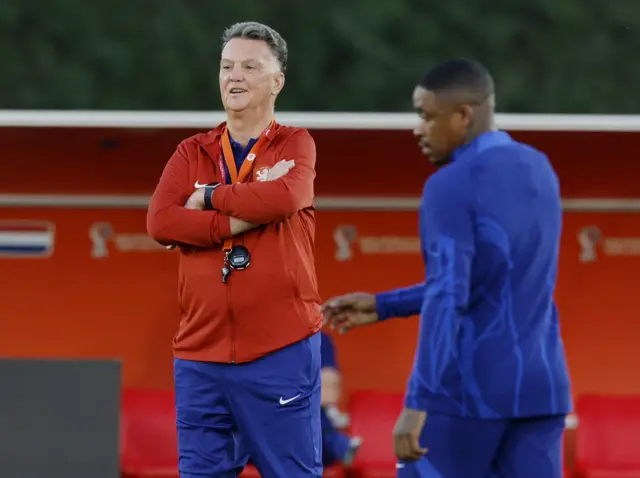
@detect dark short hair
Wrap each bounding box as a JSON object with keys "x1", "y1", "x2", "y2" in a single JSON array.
[
  {"x1": 222, "y1": 21, "x2": 288, "y2": 73},
  {"x1": 420, "y1": 59, "x2": 494, "y2": 100}
]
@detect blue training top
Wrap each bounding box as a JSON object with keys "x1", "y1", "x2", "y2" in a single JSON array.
[{"x1": 376, "y1": 131, "x2": 571, "y2": 419}]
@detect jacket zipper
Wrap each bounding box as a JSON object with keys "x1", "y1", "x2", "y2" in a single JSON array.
[{"x1": 227, "y1": 285, "x2": 236, "y2": 363}]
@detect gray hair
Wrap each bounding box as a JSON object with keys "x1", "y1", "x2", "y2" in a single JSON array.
[{"x1": 222, "y1": 22, "x2": 288, "y2": 73}]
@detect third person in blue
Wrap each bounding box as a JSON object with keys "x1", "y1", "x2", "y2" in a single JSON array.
[{"x1": 322, "y1": 59, "x2": 572, "y2": 478}]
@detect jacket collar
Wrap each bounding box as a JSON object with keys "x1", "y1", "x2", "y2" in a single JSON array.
[
  {"x1": 196, "y1": 121, "x2": 282, "y2": 158},
  {"x1": 451, "y1": 130, "x2": 513, "y2": 163}
]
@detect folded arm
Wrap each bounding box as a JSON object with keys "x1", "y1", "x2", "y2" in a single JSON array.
[
  {"x1": 212, "y1": 130, "x2": 316, "y2": 224},
  {"x1": 146, "y1": 142, "x2": 252, "y2": 247}
]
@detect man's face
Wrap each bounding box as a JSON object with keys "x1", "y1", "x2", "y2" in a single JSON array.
[
  {"x1": 412, "y1": 86, "x2": 471, "y2": 164},
  {"x1": 219, "y1": 38, "x2": 284, "y2": 113}
]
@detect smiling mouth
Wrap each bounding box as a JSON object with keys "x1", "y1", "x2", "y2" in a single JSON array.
[{"x1": 229, "y1": 88, "x2": 247, "y2": 94}]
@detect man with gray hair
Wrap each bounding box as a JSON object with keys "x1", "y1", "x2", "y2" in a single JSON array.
[{"x1": 147, "y1": 21, "x2": 323, "y2": 477}]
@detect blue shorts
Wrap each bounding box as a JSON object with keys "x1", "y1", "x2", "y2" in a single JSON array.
[
  {"x1": 174, "y1": 333, "x2": 323, "y2": 478},
  {"x1": 396, "y1": 413, "x2": 566, "y2": 478}
]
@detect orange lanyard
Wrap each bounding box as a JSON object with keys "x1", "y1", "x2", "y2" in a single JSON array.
[
  {"x1": 219, "y1": 119, "x2": 275, "y2": 251},
  {"x1": 219, "y1": 119, "x2": 275, "y2": 184}
]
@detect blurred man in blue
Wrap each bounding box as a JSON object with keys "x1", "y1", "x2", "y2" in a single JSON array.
[
  {"x1": 322, "y1": 59, "x2": 571, "y2": 478},
  {"x1": 320, "y1": 332, "x2": 362, "y2": 467}
]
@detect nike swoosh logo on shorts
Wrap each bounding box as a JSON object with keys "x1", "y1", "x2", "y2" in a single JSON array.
[
  {"x1": 279, "y1": 394, "x2": 302, "y2": 405},
  {"x1": 194, "y1": 181, "x2": 209, "y2": 188}
]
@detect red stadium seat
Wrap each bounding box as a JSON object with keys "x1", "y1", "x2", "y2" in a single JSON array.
[
  {"x1": 347, "y1": 390, "x2": 405, "y2": 478},
  {"x1": 239, "y1": 464, "x2": 262, "y2": 477},
  {"x1": 120, "y1": 388, "x2": 179, "y2": 478},
  {"x1": 323, "y1": 465, "x2": 347, "y2": 477},
  {"x1": 574, "y1": 394, "x2": 640, "y2": 478},
  {"x1": 563, "y1": 438, "x2": 573, "y2": 478},
  {"x1": 239, "y1": 462, "x2": 346, "y2": 477}
]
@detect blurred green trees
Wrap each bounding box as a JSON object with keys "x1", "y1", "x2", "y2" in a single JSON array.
[{"x1": 1, "y1": 0, "x2": 638, "y2": 113}]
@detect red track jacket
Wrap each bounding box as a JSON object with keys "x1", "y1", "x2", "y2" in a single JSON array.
[{"x1": 147, "y1": 122, "x2": 322, "y2": 363}]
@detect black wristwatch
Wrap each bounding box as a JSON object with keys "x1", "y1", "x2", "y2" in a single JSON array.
[{"x1": 203, "y1": 183, "x2": 221, "y2": 210}]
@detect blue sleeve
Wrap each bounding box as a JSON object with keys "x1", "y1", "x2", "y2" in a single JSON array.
[
  {"x1": 320, "y1": 332, "x2": 338, "y2": 370},
  {"x1": 405, "y1": 173, "x2": 475, "y2": 410},
  {"x1": 375, "y1": 283, "x2": 425, "y2": 321}
]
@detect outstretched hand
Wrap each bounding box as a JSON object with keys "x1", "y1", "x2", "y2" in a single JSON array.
[{"x1": 321, "y1": 292, "x2": 379, "y2": 333}]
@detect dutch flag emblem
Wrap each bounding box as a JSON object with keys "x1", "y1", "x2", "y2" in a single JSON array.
[{"x1": 0, "y1": 220, "x2": 55, "y2": 258}]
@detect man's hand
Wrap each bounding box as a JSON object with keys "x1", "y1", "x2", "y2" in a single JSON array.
[
  {"x1": 182, "y1": 160, "x2": 293, "y2": 212},
  {"x1": 393, "y1": 408, "x2": 428, "y2": 461},
  {"x1": 162, "y1": 188, "x2": 257, "y2": 251},
  {"x1": 266, "y1": 159, "x2": 295, "y2": 181},
  {"x1": 183, "y1": 190, "x2": 259, "y2": 234},
  {"x1": 184, "y1": 188, "x2": 206, "y2": 210},
  {"x1": 321, "y1": 292, "x2": 378, "y2": 333}
]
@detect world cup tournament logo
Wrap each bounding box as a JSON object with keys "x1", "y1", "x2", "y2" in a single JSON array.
[
  {"x1": 577, "y1": 225, "x2": 602, "y2": 263},
  {"x1": 333, "y1": 225, "x2": 358, "y2": 261},
  {"x1": 89, "y1": 222, "x2": 114, "y2": 258}
]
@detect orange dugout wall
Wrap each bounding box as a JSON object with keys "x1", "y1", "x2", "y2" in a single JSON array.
[{"x1": 1, "y1": 124, "x2": 639, "y2": 408}]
